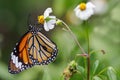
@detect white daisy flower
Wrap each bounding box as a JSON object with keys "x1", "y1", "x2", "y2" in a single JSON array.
[
  {"x1": 74, "y1": 2, "x2": 95, "y2": 20},
  {"x1": 38, "y1": 8, "x2": 56, "y2": 31}
]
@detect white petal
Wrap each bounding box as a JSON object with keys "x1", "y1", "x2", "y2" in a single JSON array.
[
  {"x1": 44, "y1": 8, "x2": 52, "y2": 18},
  {"x1": 74, "y1": 5, "x2": 80, "y2": 12},
  {"x1": 44, "y1": 22, "x2": 49, "y2": 31},
  {"x1": 48, "y1": 24, "x2": 54, "y2": 29},
  {"x1": 48, "y1": 19, "x2": 56, "y2": 24},
  {"x1": 47, "y1": 20, "x2": 56, "y2": 29},
  {"x1": 86, "y1": 2, "x2": 95, "y2": 9},
  {"x1": 75, "y1": 9, "x2": 81, "y2": 17},
  {"x1": 77, "y1": 10, "x2": 91, "y2": 20},
  {"x1": 49, "y1": 16, "x2": 56, "y2": 19},
  {"x1": 79, "y1": 13, "x2": 88, "y2": 20},
  {"x1": 87, "y1": 8, "x2": 94, "y2": 15}
]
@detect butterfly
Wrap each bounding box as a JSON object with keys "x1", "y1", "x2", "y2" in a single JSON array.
[{"x1": 8, "y1": 24, "x2": 58, "y2": 74}]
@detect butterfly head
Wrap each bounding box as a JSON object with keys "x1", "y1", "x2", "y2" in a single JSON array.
[{"x1": 28, "y1": 24, "x2": 43, "y2": 34}]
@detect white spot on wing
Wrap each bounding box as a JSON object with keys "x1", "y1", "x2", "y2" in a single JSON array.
[
  {"x1": 11, "y1": 53, "x2": 16, "y2": 64},
  {"x1": 11, "y1": 52, "x2": 22, "y2": 69},
  {"x1": 15, "y1": 56, "x2": 19, "y2": 67},
  {"x1": 18, "y1": 62, "x2": 22, "y2": 69}
]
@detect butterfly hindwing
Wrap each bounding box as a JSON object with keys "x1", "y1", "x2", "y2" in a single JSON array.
[{"x1": 28, "y1": 32, "x2": 57, "y2": 65}]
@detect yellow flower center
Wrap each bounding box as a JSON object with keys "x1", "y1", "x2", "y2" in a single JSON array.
[
  {"x1": 38, "y1": 15, "x2": 44, "y2": 24},
  {"x1": 79, "y1": 3, "x2": 86, "y2": 11}
]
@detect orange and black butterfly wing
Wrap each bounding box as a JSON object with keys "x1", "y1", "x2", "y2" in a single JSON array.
[
  {"x1": 28, "y1": 31, "x2": 58, "y2": 65},
  {"x1": 8, "y1": 32, "x2": 34, "y2": 74},
  {"x1": 8, "y1": 30, "x2": 58, "y2": 74}
]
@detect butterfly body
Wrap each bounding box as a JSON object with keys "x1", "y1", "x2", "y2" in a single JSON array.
[{"x1": 8, "y1": 25, "x2": 58, "y2": 74}]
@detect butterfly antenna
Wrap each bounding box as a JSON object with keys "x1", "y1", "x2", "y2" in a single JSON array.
[
  {"x1": 27, "y1": 13, "x2": 33, "y2": 30},
  {"x1": 27, "y1": 13, "x2": 31, "y2": 25}
]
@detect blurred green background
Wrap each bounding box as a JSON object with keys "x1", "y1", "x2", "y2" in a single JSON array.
[{"x1": 0, "y1": 0, "x2": 120, "y2": 80}]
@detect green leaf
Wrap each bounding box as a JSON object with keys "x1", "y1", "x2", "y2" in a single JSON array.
[
  {"x1": 77, "y1": 66, "x2": 85, "y2": 74},
  {"x1": 77, "y1": 65, "x2": 86, "y2": 79},
  {"x1": 92, "y1": 60, "x2": 99, "y2": 75},
  {"x1": 70, "y1": 73, "x2": 83, "y2": 80},
  {"x1": 107, "y1": 67, "x2": 117, "y2": 80},
  {"x1": 93, "y1": 76, "x2": 102, "y2": 80}
]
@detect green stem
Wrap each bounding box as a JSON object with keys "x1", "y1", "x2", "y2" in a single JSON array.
[
  {"x1": 86, "y1": 26, "x2": 90, "y2": 55},
  {"x1": 61, "y1": 20, "x2": 86, "y2": 54},
  {"x1": 85, "y1": 21, "x2": 90, "y2": 80},
  {"x1": 87, "y1": 56, "x2": 90, "y2": 80}
]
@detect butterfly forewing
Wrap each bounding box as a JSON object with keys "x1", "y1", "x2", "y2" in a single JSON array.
[
  {"x1": 8, "y1": 28, "x2": 58, "y2": 74},
  {"x1": 8, "y1": 32, "x2": 34, "y2": 74}
]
